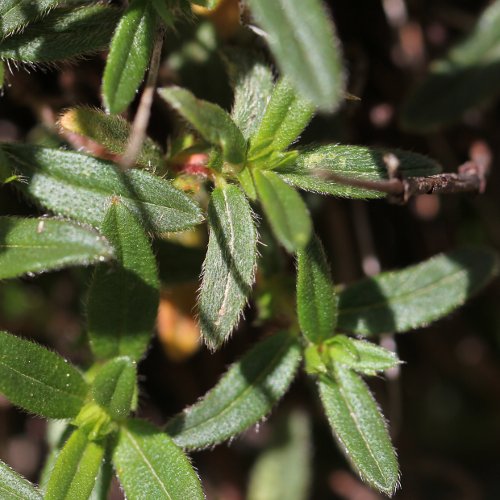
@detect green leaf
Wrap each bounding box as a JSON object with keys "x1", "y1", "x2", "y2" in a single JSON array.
[
  {"x1": 113, "y1": 419, "x2": 204, "y2": 500},
  {"x1": 199, "y1": 184, "x2": 257, "y2": 350},
  {"x1": 59, "y1": 107, "x2": 164, "y2": 170},
  {"x1": 401, "y1": 1, "x2": 500, "y2": 132},
  {"x1": 276, "y1": 145, "x2": 442, "y2": 198},
  {"x1": 89, "y1": 454, "x2": 113, "y2": 500},
  {"x1": 103, "y1": 0, "x2": 157, "y2": 114},
  {"x1": 0, "y1": 216, "x2": 113, "y2": 280},
  {"x1": 45, "y1": 428, "x2": 105, "y2": 500},
  {"x1": 0, "y1": 330, "x2": 88, "y2": 419},
  {"x1": 92, "y1": 357, "x2": 137, "y2": 421},
  {"x1": 0, "y1": 144, "x2": 203, "y2": 233},
  {"x1": 150, "y1": 0, "x2": 175, "y2": 28},
  {"x1": 166, "y1": 331, "x2": 302, "y2": 450},
  {"x1": 250, "y1": 78, "x2": 315, "y2": 158},
  {"x1": 223, "y1": 48, "x2": 274, "y2": 139},
  {"x1": 253, "y1": 169, "x2": 312, "y2": 252},
  {"x1": 327, "y1": 336, "x2": 400, "y2": 375},
  {"x1": 318, "y1": 366, "x2": 399, "y2": 496},
  {"x1": 337, "y1": 247, "x2": 499, "y2": 336},
  {"x1": 247, "y1": 410, "x2": 311, "y2": 500},
  {"x1": 296, "y1": 234, "x2": 337, "y2": 343},
  {"x1": 0, "y1": 0, "x2": 62, "y2": 39},
  {"x1": 0, "y1": 459, "x2": 42, "y2": 500},
  {"x1": 0, "y1": 5, "x2": 119, "y2": 63},
  {"x1": 158, "y1": 86, "x2": 247, "y2": 167},
  {"x1": 247, "y1": 0, "x2": 344, "y2": 112},
  {"x1": 87, "y1": 201, "x2": 159, "y2": 362}
]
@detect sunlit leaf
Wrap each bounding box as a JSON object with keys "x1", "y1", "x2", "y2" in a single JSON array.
[
  {"x1": 253, "y1": 169, "x2": 312, "y2": 252},
  {"x1": 166, "y1": 331, "x2": 302, "y2": 450},
  {"x1": 0, "y1": 330, "x2": 88, "y2": 418},
  {"x1": 0, "y1": 144, "x2": 203, "y2": 233},
  {"x1": 297, "y1": 234, "x2": 337, "y2": 343},
  {"x1": 45, "y1": 427, "x2": 105, "y2": 500},
  {"x1": 159, "y1": 86, "x2": 247, "y2": 167},
  {"x1": 103, "y1": 0, "x2": 157, "y2": 114},
  {"x1": 199, "y1": 184, "x2": 257, "y2": 350},
  {"x1": 277, "y1": 145, "x2": 441, "y2": 198},
  {"x1": 318, "y1": 366, "x2": 399, "y2": 496},
  {"x1": 0, "y1": 459, "x2": 42, "y2": 500},
  {"x1": 337, "y1": 247, "x2": 499, "y2": 336},
  {"x1": 59, "y1": 106, "x2": 164, "y2": 170},
  {"x1": 113, "y1": 419, "x2": 204, "y2": 500},
  {"x1": 247, "y1": 0, "x2": 344, "y2": 111}
]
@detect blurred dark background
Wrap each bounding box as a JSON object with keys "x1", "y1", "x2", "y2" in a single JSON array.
[{"x1": 1, "y1": 0, "x2": 500, "y2": 498}]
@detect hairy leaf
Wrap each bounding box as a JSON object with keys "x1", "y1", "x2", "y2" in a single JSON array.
[
  {"x1": 247, "y1": 410, "x2": 311, "y2": 500},
  {"x1": 253, "y1": 169, "x2": 312, "y2": 252},
  {"x1": 250, "y1": 78, "x2": 315, "y2": 157},
  {"x1": 199, "y1": 184, "x2": 257, "y2": 350},
  {"x1": 318, "y1": 366, "x2": 399, "y2": 496},
  {"x1": 223, "y1": 48, "x2": 274, "y2": 139},
  {"x1": 45, "y1": 428, "x2": 105, "y2": 500},
  {"x1": 0, "y1": 144, "x2": 203, "y2": 233},
  {"x1": 166, "y1": 331, "x2": 302, "y2": 450},
  {"x1": 103, "y1": 0, "x2": 156, "y2": 114},
  {"x1": 0, "y1": 5, "x2": 119, "y2": 63},
  {"x1": 87, "y1": 202, "x2": 159, "y2": 361},
  {"x1": 0, "y1": 459, "x2": 42, "y2": 500},
  {"x1": 159, "y1": 86, "x2": 247, "y2": 167},
  {"x1": 113, "y1": 419, "x2": 204, "y2": 500},
  {"x1": 92, "y1": 357, "x2": 137, "y2": 420},
  {"x1": 401, "y1": 1, "x2": 500, "y2": 132},
  {"x1": 327, "y1": 336, "x2": 400, "y2": 375},
  {"x1": 247, "y1": 0, "x2": 344, "y2": 111},
  {"x1": 337, "y1": 247, "x2": 499, "y2": 336},
  {"x1": 297, "y1": 234, "x2": 337, "y2": 343},
  {"x1": 0, "y1": 0, "x2": 61, "y2": 39},
  {"x1": 0, "y1": 330, "x2": 88, "y2": 418},
  {"x1": 277, "y1": 145, "x2": 441, "y2": 198},
  {"x1": 0, "y1": 216, "x2": 113, "y2": 280},
  {"x1": 59, "y1": 107, "x2": 164, "y2": 170}
]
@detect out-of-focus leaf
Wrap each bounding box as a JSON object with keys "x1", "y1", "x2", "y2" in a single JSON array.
[
  {"x1": 0, "y1": 144, "x2": 203, "y2": 233},
  {"x1": 247, "y1": 0, "x2": 344, "y2": 112},
  {"x1": 0, "y1": 330, "x2": 88, "y2": 419},
  {"x1": 103, "y1": 0, "x2": 156, "y2": 114},
  {"x1": 151, "y1": 0, "x2": 175, "y2": 28},
  {"x1": 327, "y1": 336, "x2": 400, "y2": 375},
  {"x1": 199, "y1": 184, "x2": 257, "y2": 350},
  {"x1": 0, "y1": 459, "x2": 42, "y2": 500},
  {"x1": 318, "y1": 366, "x2": 399, "y2": 496},
  {"x1": 253, "y1": 169, "x2": 311, "y2": 252},
  {"x1": 113, "y1": 419, "x2": 204, "y2": 500},
  {"x1": 92, "y1": 357, "x2": 137, "y2": 420},
  {"x1": 59, "y1": 107, "x2": 164, "y2": 170},
  {"x1": 276, "y1": 145, "x2": 441, "y2": 198},
  {"x1": 247, "y1": 410, "x2": 311, "y2": 500},
  {"x1": 401, "y1": 1, "x2": 500, "y2": 132},
  {"x1": 297, "y1": 234, "x2": 337, "y2": 343},
  {"x1": 191, "y1": 0, "x2": 220, "y2": 9},
  {"x1": 45, "y1": 427, "x2": 105, "y2": 500},
  {"x1": 0, "y1": 216, "x2": 113, "y2": 280},
  {"x1": 250, "y1": 78, "x2": 315, "y2": 157},
  {"x1": 159, "y1": 86, "x2": 247, "y2": 167},
  {"x1": 223, "y1": 48, "x2": 274, "y2": 139},
  {"x1": 0, "y1": 5, "x2": 119, "y2": 63},
  {"x1": 337, "y1": 248, "x2": 499, "y2": 336},
  {"x1": 87, "y1": 201, "x2": 159, "y2": 362},
  {"x1": 166, "y1": 331, "x2": 302, "y2": 450}
]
